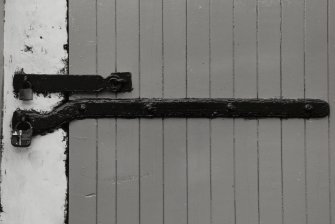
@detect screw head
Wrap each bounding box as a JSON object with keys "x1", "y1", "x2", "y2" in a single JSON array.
[
  {"x1": 227, "y1": 103, "x2": 235, "y2": 111},
  {"x1": 80, "y1": 104, "x2": 87, "y2": 111},
  {"x1": 21, "y1": 115, "x2": 26, "y2": 122},
  {"x1": 108, "y1": 75, "x2": 123, "y2": 92},
  {"x1": 212, "y1": 111, "x2": 218, "y2": 116},
  {"x1": 305, "y1": 104, "x2": 313, "y2": 112}
]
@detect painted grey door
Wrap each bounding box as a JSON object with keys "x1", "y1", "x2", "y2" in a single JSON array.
[{"x1": 68, "y1": 0, "x2": 335, "y2": 224}]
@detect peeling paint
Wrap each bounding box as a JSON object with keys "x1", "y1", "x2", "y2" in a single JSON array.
[{"x1": 1, "y1": 0, "x2": 68, "y2": 223}]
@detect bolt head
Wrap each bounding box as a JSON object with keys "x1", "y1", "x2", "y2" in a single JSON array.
[
  {"x1": 227, "y1": 103, "x2": 235, "y2": 111},
  {"x1": 305, "y1": 104, "x2": 313, "y2": 112},
  {"x1": 80, "y1": 104, "x2": 87, "y2": 111}
]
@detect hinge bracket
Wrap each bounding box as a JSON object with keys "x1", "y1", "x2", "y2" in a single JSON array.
[
  {"x1": 13, "y1": 73, "x2": 133, "y2": 99},
  {"x1": 11, "y1": 98, "x2": 329, "y2": 147}
]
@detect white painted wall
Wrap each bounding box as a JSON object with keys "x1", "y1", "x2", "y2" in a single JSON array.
[{"x1": 1, "y1": 0, "x2": 68, "y2": 223}]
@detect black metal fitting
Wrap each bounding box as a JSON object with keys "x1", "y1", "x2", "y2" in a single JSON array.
[
  {"x1": 13, "y1": 72, "x2": 133, "y2": 98},
  {"x1": 10, "y1": 98, "x2": 329, "y2": 147}
]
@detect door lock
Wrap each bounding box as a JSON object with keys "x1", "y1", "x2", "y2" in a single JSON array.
[
  {"x1": 19, "y1": 76, "x2": 33, "y2": 101},
  {"x1": 11, "y1": 116, "x2": 33, "y2": 147}
]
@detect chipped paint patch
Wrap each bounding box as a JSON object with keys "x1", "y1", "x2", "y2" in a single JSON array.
[{"x1": 1, "y1": 0, "x2": 68, "y2": 223}]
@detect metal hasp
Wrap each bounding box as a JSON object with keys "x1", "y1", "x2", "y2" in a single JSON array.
[
  {"x1": 13, "y1": 73, "x2": 133, "y2": 96},
  {"x1": 11, "y1": 98, "x2": 329, "y2": 147}
]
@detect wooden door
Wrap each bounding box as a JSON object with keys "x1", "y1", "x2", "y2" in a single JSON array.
[{"x1": 68, "y1": 0, "x2": 335, "y2": 224}]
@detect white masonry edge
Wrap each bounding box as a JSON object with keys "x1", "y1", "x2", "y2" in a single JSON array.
[{"x1": 1, "y1": 0, "x2": 68, "y2": 223}]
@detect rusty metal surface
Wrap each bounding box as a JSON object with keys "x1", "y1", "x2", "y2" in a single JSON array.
[
  {"x1": 11, "y1": 98, "x2": 329, "y2": 137},
  {"x1": 13, "y1": 73, "x2": 132, "y2": 95}
]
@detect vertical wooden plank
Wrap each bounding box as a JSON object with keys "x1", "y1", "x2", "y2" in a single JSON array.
[
  {"x1": 305, "y1": 0, "x2": 330, "y2": 223},
  {"x1": 140, "y1": 0, "x2": 163, "y2": 97},
  {"x1": 210, "y1": 0, "x2": 233, "y2": 98},
  {"x1": 69, "y1": 0, "x2": 97, "y2": 223},
  {"x1": 96, "y1": 0, "x2": 116, "y2": 223},
  {"x1": 234, "y1": 121, "x2": 258, "y2": 224},
  {"x1": 116, "y1": 0, "x2": 140, "y2": 223},
  {"x1": 116, "y1": 0, "x2": 139, "y2": 97},
  {"x1": 0, "y1": 0, "x2": 3, "y2": 154},
  {"x1": 163, "y1": 0, "x2": 187, "y2": 98},
  {"x1": 328, "y1": 0, "x2": 335, "y2": 222},
  {"x1": 97, "y1": 119, "x2": 116, "y2": 224},
  {"x1": 258, "y1": 0, "x2": 281, "y2": 99},
  {"x1": 210, "y1": 120, "x2": 234, "y2": 224},
  {"x1": 187, "y1": 120, "x2": 210, "y2": 224},
  {"x1": 258, "y1": 120, "x2": 282, "y2": 223},
  {"x1": 234, "y1": 0, "x2": 258, "y2": 224},
  {"x1": 281, "y1": 0, "x2": 306, "y2": 223},
  {"x1": 305, "y1": 118, "x2": 330, "y2": 223},
  {"x1": 257, "y1": 1, "x2": 282, "y2": 224},
  {"x1": 282, "y1": 121, "x2": 305, "y2": 222},
  {"x1": 187, "y1": 0, "x2": 210, "y2": 223},
  {"x1": 97, "y1": 0, "x2": 116, "y2": 77},
  {"x1": 210, "y1": 0, "x2": 235, "y2": 223},
  {"x1": 69, "y1": 119, "x2": 96, "y2": 224},
  {"x1": 187, "y1": 0, "x2": 210, "y2": 98},
  {"x1": 139, "y1": 0, "x2": 163, "y2": 223},
  {"x1": 163, "y1": 0, "x2": 187, "y2": 223},
  {"x1": 164, "y1": 121, "x2": 187, "y2": 224},
  {"x1": 139, "y1": 120, "x2": 163, "y2": 224},
  {"x1": 116, "y1": 119, "x2": 139, "y2": 224},
  {"x1": 234, "y1": 0, "x2": 257, "y2": 98}
]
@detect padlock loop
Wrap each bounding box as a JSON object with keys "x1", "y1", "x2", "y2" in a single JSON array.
[
  {"x1": 19, "y1": 77, "x2": 34, "y2": 101},
  {"x1": 22, "y1": 80, "x2": 32, "y2": 89},
  {"x1": 22, "y1": 76, "x2": 32, "y2": 89},
  {"x1": 15, "y1": 120, "x2": 32, "y2": 131}
]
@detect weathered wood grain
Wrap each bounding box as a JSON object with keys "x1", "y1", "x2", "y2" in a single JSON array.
[
  {"x1": 163, "y1": 1, "x2": 187, "y2": 224},
  {"x1": 69, "y1": 0, "x2": 97, "y2": 223},
  {"x1": 282, "y1": 0, "x2": 306, "y2": 223}
]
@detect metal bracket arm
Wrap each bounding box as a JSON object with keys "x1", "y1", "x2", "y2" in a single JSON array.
[
  {"x1": 13, "y1": 73, "x2": 133, "y2": 96},
  {"x1": 12, "y1": 98, "x2": 329, "y2": 139}
]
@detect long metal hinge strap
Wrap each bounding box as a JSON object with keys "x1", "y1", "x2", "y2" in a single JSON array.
[{"x1": 12, "y1": 98, "x2": 329, "y2": 136}]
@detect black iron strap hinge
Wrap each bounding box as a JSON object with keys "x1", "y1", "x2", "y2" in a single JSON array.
[
  {"x1": 13, "y1": 73, "x2": 132, "y2": 100},
  {"x1": 11, "y1": 74, "x2": 330, "y2": 148}
]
